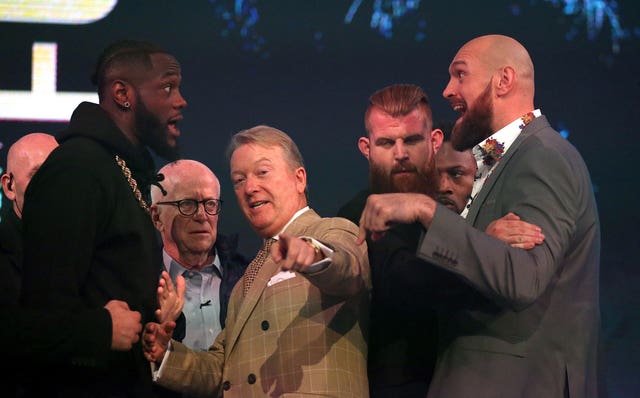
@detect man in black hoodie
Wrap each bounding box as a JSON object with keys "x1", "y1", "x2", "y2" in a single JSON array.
[{"x1": 20, "y1": 40, "x2": 187, "y2": 397}]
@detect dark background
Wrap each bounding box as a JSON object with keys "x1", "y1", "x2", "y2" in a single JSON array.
[{"x1": 1, "y1": 1, "x2": 638, "y2": 396}]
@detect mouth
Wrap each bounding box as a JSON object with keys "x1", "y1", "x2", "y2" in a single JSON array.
[
  {"x1": 436, "y1": 195, "x2": 456, "y2": 209},
  {"x1": 190, "y1": 231, "x2": 212, "y2": 237},
  {"x1": 249, "y1": 200, "x2": 268, "y2": 209},
  {"x1": 167, "y1": 115, "x2": 183, "y2": 137},
  {"x1": 450, "y1": 101, "x2": 467, "y2": 115},
  {"x1": 391, "y1": 167, "x2": 417, "y2": 175}
]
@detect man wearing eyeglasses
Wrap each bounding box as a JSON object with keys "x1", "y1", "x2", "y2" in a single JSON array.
[{"x1": 151, "y1": 160, "x2": 248, "y2": 352}]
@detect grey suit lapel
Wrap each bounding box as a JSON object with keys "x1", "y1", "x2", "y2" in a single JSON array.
[
  {"x1": 225, "y1": 209, "x2": 320, "y2": 353},
  {"x1": 466, "y1": 116, "x2": 552, "y2": 225}
]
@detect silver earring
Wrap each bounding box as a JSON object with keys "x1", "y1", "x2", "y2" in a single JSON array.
[{"x1": 123, "y1": 101, "x2": 130, "y2": 108}]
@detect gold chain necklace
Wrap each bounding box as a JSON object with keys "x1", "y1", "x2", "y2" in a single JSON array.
[{"x1": 115, "y1": 155, "x2": 150, "y2": 214}]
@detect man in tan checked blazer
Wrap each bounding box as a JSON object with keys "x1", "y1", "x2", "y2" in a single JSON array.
[{"x1": 144, "y1": 125, "x2": 371, "y2": 397}]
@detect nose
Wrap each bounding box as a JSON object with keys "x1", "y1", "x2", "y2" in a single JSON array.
[
  {"x1": 393, "y1": 140, "x2": 409, "y2": 161},
  {"x1": 192, "y1": 202, "x2": 207, "y2": 220},
  {"x1": 243, "y1": 174, "x2": 259, "y2": 195},
  {"x1": 174, "y1": 90, "x2": 187, "y2": 109},
  {"x1": 438, "y1": 173, "x2": 453, "y2": 194},
  {"x1": 442, "y1": 78, "x2": 455, "y2": 99}
]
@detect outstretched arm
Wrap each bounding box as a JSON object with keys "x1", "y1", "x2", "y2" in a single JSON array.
[
  {"x1": 271, "y1": 233, "x2": 325, "y2": 272},
  {"x1": 357, "y1": 192, "x2": 436, "y2": 244}
]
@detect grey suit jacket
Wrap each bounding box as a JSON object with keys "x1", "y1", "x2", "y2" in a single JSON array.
[
  {"x1": 155, "y1": 209, "x2": 371, "y2": 398},
  {"x1": 418, "y1": 116, "x2": 601, "y2": 398}
]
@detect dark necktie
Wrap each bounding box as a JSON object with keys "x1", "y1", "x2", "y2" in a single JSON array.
[{"x1": 243, "y1": 238, "x2": 276, "y2": 296}]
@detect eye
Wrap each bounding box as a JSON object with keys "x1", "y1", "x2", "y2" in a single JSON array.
[
  {"x1": 449, "y1": 169, "x2": 464, "y2": 179},
  {"x1": 163, "y1": 84, "x2": 173, "y2": 94},
  {"x1": 376, "y1": 139, "x2": 394, "y2": 148},
  {"x1": 457, "y1": 71, "x2": 465, "y2": 79},
  {"x1": 232, "y1": 176, "x2": 245, "y2": 186},
  {"x1": 404, "y1": 135, "x2": 424, "y2": 145}
]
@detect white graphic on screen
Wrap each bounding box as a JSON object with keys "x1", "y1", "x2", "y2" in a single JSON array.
[
  {"x1": 0, "y1": 0, "x2": 116, "y2": 24},
  {"x1": 0, "y1": 1, "x2": 116, "y2": 121},
  {"x1": 0, "y1": 42, "x2": 98, "y2": 122}
]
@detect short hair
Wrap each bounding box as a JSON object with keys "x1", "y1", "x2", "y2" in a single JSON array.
[
  {"x1": 364, "y1": 84, "x2": 433, "y2": 135},
  {"x1": 225, "y1": 125, "x2": 305, "y2": 170},
  {"x1": 91, "y1": 39, "x2": 169, "y2": 101}
]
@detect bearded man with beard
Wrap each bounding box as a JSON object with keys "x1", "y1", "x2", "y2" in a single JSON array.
[
  {"x1": 349, "y1": 84, "x2": 444, "y2": 398},
  {"x1": 358, "y1": 35, "x2": 601, "y2": 398},
  {"x1": 20, "y1": 40, "x2": 187, "y2": 397},
  {"x1": 339, "y1": 84, "x2": 546, "y2": 397}
]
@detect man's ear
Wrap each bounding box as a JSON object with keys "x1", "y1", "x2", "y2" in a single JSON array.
[
  {"x1": 150, "y1": 205, "x2": 163, "y2": 231},
  {"x1": 495, "y1": 66, "x2": 516, "y2": 96},
  {"x1": 431, "y1": 128, "x2": 444, "y2": 154},
  {"x1": 357, "y1": 137, "x2": 371, "y2": 160},
  {"x1": 1, "y1": 173, "x2": 15, "y2": 201},
  {"x1": 111, "y1": 79, "x2": 134, "y2": 110},
  {"x1": 294, "y1": 167, "x2": 307, "y2": 194}
]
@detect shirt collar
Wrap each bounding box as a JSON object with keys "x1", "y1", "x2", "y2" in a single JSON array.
[
  {"x1": 267, "y1": 206, "x2": 310, "y2": 241},
  {"x1": 163, "y1": 248, "x2": 221, "y2": 280},
  {"x1": 473, "y1": 109, "x2": 541, "y2": 165}
]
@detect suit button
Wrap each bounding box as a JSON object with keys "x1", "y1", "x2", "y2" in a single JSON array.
[
  {"x1": 261, "y1": 320, "x2": 269, "y2": 330},
  {"x1": 247, "y1": 373, "x2": 257, "y2": 384},
  {"x1": 222, "y1": 381, "x2": 231, "y2": 390}
]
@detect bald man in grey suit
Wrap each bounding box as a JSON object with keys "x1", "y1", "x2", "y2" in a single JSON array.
[{"x1": 358, "y1": 34, "x2": 601, "y2": 398}]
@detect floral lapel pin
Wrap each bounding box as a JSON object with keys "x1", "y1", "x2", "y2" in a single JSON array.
[
  {"x1": 479, "y1": 138, "x2": 505, "y2": 166},
  {"x1": 519, "y1": 111, "x2": 535, "y2": 130}
]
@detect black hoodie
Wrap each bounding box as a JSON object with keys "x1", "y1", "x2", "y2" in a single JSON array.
[{"x1": 20, "y1": 102, "x2": 163, "y2": 397}]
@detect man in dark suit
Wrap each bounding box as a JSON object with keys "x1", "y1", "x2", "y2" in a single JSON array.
[
  {"x1": 150, "y1": 159, "x2": 248, "y2": 352},
  {"x1": 358, "y1": 34, "x2": 601, "y2": 397}
]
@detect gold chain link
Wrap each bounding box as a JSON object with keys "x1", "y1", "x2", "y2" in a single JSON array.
[{"x1": 115, "y1": 155, "x2": 150, "y2": 214}]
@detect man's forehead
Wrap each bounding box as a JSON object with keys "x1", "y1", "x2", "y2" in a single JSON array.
[
  {"x1": 234, "y1": 143, "x2": 281, "y2": 160},
  {"x1": 437, "y1": 143, "x2": 474, "y2": 165},
  {"x1": 172, "y1": 171, "x2": 218, "y2": 188},
  {"x1": 149, "y1": 53, "x2": 181, "y2": 76},
  {"x1": 167, "y1": 179, "x2": 219, "y2": 200},
  {"x1": 451, "y1": 40, "x2": 497, "y2": 72},
  {"x1": 370, "y1": 108, "x2": 427, "y2": 132}
]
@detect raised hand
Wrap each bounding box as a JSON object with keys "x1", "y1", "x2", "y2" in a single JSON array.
[
  {"x1": 104, "y1": 299, "x2": 142, "y2": 351},
  {"x1": 155, "y1": 270, "x2": 185, "y2": 324}
]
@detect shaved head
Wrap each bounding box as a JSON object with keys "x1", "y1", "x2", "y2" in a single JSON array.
[
  {"x1": 460, "y1": 34, "x2": 535, "y2": 97},
  {"x1": 2, "y1": 132, "x2": 58, "y2": 218}
]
